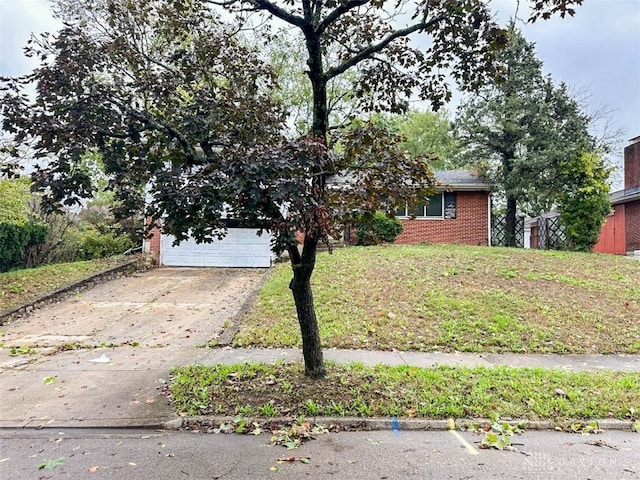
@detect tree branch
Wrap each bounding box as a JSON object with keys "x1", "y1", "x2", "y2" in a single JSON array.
[
  {"x1": 302, "y1": 0, "x2": 312, "y2": 21},
  {"x1": 324, "y1": 14, "x2": 445, "y2": 81},
  {"x1": 241, "y1": 0, "x2": 308, "y2": 28},
  {"x1": 316, "y1": 0, "x2": 369, "y2": 35},
  {"x1": 114, "y1": 103, "x2": 197, "y2": 162}
]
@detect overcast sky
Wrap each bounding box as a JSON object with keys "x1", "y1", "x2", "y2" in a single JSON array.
[{"x1": 1, "y1": 0, "x2": 639, "y2": 180}]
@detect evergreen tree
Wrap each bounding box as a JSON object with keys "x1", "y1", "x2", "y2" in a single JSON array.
[{"x1": 454, "y1": 26, "x2": 606, "y2": 247}]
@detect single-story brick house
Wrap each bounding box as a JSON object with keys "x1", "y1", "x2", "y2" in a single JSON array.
[
  {"x1": 593, "y1": 136, "x2": 640, "y2": 255},
  {"x1": 145, "y1": 169, "x2": 491, "y2": 266},
  {"x1": 392, "y1": 170, "x2": 491, "y2": 245},
  {"x1": 338, "y1": 169, "x2": 492, "y2": 246}
]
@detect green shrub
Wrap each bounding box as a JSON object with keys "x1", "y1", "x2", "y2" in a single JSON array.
[
  {"x1": 356, "y1": 212, "x2": 403, "y2": 245},
  {"x1": 80, "y1": 229, "x2": 134, "y2": 259},
  {"x1": 0, "y1": 221, "x2": 49, "y2": 271},
  {"x1": 557, "y1": 152, "x2": 612, "y2": 252}
]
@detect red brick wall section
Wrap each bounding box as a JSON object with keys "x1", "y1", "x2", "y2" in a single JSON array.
[
  {"x1": 394, "y1": 191, "x2": 489, "y2": 245},
  {"x1": 624, "y1": 140, "x2": 640, "y2": 190},
  {"x1": 145, "y1": 220, "x2": 162, "y2": 265},
  {"x1": 625, "y1": 200, "x2": 640, "y2": 252}
]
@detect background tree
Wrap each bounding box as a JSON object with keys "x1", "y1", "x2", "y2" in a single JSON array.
[
  {"x1": 267, "y1": 30, "x2": 363, "y2": 136},
  {"x1": 454, "y1": 26, "x2": 606, "y2": 246},
  {"x1": 386, "y1": 110, "x2": 459, "y2": 169},
  {"x1": 2, "y1": 0, "x2": 584, "y2": 378}
]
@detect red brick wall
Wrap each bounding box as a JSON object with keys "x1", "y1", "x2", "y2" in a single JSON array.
[
  {"x1": 394, "y1": 191, "x2": 489, "y2": 245},
  {"x1": 625, "y1": 140, "x2": 640, "y2": 190},
  {"x1": 144, "y1": 219, "x2": 162, "y2": 265},
  {"x1": 625, "y1": 200, "x2": 640, "y2": 252}
]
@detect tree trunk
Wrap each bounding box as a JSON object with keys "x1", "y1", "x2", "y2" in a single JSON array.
[
  {"x1": 283, "y1": 28, "x2": 328, "y2": 379},
  {"x1": 505, "y1": 193, "x2": 518, "y2": 247},
  {"x1": 501, "y1": 149, "x2": 518, "y2": 248},
  {"x1": 288, "y1": 236, "x2": 326, "y2": 379},
  {"x1": 304, "y1": 31, "x2": 328, "y2": 140}
]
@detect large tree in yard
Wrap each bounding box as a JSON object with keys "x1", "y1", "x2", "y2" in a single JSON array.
[
  {"x1": 1, "y1": 0, "x2": 583, "y2": 378},
  {"x1": 454, "y1": 26, "x2": 606, "y2": 247}
]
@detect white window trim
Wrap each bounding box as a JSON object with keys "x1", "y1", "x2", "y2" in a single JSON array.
[{"x1": 396, "y1": 193, "x2": 445, "y2": 220}]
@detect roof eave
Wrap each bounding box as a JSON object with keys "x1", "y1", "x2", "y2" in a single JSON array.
[
  {"x1": 439, "y1": 184, "x2": 491, "y2": 192},
  {"x1": 612, "y1": 192, "x2": 640, "y2": 205}
]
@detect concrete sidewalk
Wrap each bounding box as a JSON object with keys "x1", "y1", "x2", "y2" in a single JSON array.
[{"x1": 199, "y1": 347, "x2": 640, "y2": 372}]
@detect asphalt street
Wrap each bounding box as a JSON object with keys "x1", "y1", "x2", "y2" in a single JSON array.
[{"x1": 0, "y1": 428, "x2": 638, "y2": 479}]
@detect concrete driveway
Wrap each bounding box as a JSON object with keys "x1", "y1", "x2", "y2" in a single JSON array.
[{"x1": 0, "y1": 268, "x2": 267, "y2": 428}]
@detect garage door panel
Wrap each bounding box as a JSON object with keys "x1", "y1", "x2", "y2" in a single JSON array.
[{"x1": 160, "y1": 229, "x2": 272, "y2": 268}]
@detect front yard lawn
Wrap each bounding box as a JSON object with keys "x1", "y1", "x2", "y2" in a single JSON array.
[{"x1": 234, "y1": 245, "x2": 640, "y2": 354}]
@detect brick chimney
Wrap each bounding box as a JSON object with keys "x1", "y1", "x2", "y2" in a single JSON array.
[{"x1": 625, "y1": 136, "x2": 640, "y2": 190}]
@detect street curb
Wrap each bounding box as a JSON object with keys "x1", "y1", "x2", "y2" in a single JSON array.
[
  {"x1": 215, "y1": 268, "x2": 275, "y2": 346},
  {"x1": 0, "y1": 258, "x2": 146, "y2": 325},
  {"x1": 161, "y1": 416, "x2": 636, "y2": 432}
]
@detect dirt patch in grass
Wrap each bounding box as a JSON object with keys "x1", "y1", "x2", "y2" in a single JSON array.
[
  {"x1": 170, "y1": 363, "x2": 640, "y2": 421},
  {"x1": 0, "y1": 257, "x2": 130, "y2": 311},
  {"x1": 234, "y1": 245, "x2": 640, "y2": 354}
]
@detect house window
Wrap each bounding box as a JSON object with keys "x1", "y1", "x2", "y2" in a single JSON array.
[{"x1": 396, "y1": 193, "x2": 444, "y2": 218}]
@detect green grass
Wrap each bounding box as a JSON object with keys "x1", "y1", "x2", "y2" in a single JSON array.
[
  {"x1": 0, "y1": 257, "x2": 130, "y2": 311},
  {"x1": 170, "y1": 362, "x2": 640, "y2": 421},
  {"x1": 234, "y1": 245, "x2": 640, "y2": 354}
]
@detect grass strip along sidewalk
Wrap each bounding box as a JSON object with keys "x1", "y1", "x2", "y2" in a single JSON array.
[{"x1": 170, "y1": 362, "x2": 640, "y2": 422}]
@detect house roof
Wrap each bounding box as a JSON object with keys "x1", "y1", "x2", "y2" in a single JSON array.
[
  {"x1": 433, "y1": 170, "x2": 490, "y2": 191},
  {"x1": 327, "y1": 169, "x2": 490, "y2": 192},
  {"x1": 610, "y1": 186, "x2": 640, "y2": 205}
]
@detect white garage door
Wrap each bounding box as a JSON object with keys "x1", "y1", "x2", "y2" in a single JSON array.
[{"x1": 160, "y1": 228, "x2": 272, "y2": 267}]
